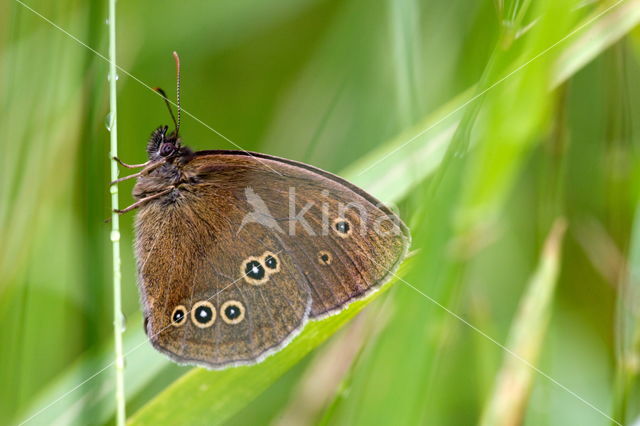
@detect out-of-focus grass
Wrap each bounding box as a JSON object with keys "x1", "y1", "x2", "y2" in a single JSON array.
[
  {"x1": 3, "y1": 0, "x2": 640, "y2": 425},
  {"x1": 480, "y1": 219, "x2": 566, "y2": 426},
  {"x1": 614, "y1": 201, "x2": 640, "y2": 424}
]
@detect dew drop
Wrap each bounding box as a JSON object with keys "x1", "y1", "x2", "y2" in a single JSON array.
[
  {"x1": 105, "y1": 112, "x2": 114, "y2": 131},
  {"x1": 120, "y1": 312, "x2": 127, "y2": 332},
  {"x1": 110, "y1": 230, "x2": 121, "y2": 242},
  {"x1": 105, "y1": 18, "x2": 109, "y2": 25},
  {"x1": 113, "y1": 311, "x2": 127, "y2": 333}
]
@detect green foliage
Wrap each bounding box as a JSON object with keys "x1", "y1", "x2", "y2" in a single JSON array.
[{"x1": 3, "y1": 0, "x2": 640, "y2": 425}]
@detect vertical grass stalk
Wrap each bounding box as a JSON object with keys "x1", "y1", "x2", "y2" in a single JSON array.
[{"x1": 108, "y1": 0, "x2": 126, "y2": 423}]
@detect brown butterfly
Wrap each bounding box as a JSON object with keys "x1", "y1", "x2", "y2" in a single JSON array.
[{"x1": 113, "y1": 53, "x2": 410, "y2": 369}]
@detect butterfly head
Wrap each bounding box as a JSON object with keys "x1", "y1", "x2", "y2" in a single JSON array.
[
  {"x1": 146, "y1": 125, "x2": 180, "y2": 160},
  {"x1": 148, "y1": 53, "x2": 186, "y2": 161}
]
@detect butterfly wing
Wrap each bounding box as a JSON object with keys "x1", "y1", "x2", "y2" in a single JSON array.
[{"x1": 182, "y1": 151, "x2": 411, "y2": 318}]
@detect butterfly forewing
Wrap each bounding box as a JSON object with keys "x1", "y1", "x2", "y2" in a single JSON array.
[{"x1": 185, "y1": 152, "x2": 410, "y2": 318}]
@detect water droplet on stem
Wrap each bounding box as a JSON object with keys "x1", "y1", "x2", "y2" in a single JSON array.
[{"x1": 105, "y1": 112, "x2": 114, "y2": 131}]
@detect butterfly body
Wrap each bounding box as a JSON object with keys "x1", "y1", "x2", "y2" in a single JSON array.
[{"x1": 127, "y1": 124, "x2": 410, "y2": 369}]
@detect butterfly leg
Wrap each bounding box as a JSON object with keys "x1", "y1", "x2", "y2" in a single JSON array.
[
  {"x1": 114, "y1": 187, "x2": 174, "y2": 214},
  {"x1": 113, "y1": 156, "x2": 151, "y2": 169},
  {"x1": 110, "y1": 160, "x2": 165, "y2": 185}
]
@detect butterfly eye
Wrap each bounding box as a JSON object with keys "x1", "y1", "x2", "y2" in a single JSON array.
[
  {"x1": 221, "y1": 300, "x2": 246, "y2": 324},
  {"x1": 159, "y1": 143, "x2": 175, "y2": 157},
  {"x1": 191, "y1": 301, "x2": 216, "y2": 328},
  {"x1": 171, "y1": 305, "x2": 187, "y2": 326}
]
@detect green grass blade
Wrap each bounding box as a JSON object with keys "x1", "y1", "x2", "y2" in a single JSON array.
[{"x1": 552, "y1": 0, "x2": 640, "y2": 87}]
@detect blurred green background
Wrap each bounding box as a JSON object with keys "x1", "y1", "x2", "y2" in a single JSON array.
[{"x1": 2, "y1": 0, "x2": 640, "y2": 424}]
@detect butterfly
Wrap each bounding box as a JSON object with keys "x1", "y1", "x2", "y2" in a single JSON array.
[{"x1": 113, "y1": 53, "x2": 410, "y2": 369}]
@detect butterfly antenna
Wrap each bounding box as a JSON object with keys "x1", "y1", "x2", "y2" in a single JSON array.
[
  {"x1": 153, "y1": 87, "x2": 178, "y2": 132},
  {"x1": 173, "y1": 51, "x2": 181, "y2": 138}
]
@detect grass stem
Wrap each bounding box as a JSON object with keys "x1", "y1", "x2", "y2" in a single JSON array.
[{"x1": 108, "y1": 0, "x2": 126, "y2": 423}]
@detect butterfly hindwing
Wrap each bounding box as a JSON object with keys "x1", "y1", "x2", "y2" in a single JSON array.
[{"x1": 136, "y1": 189, "x2": 311, "y2": 368}]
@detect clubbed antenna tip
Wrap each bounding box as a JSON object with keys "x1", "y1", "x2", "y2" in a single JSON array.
[{"x1": 172, "y1": 51, "x2": 181, "y2": 137}]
